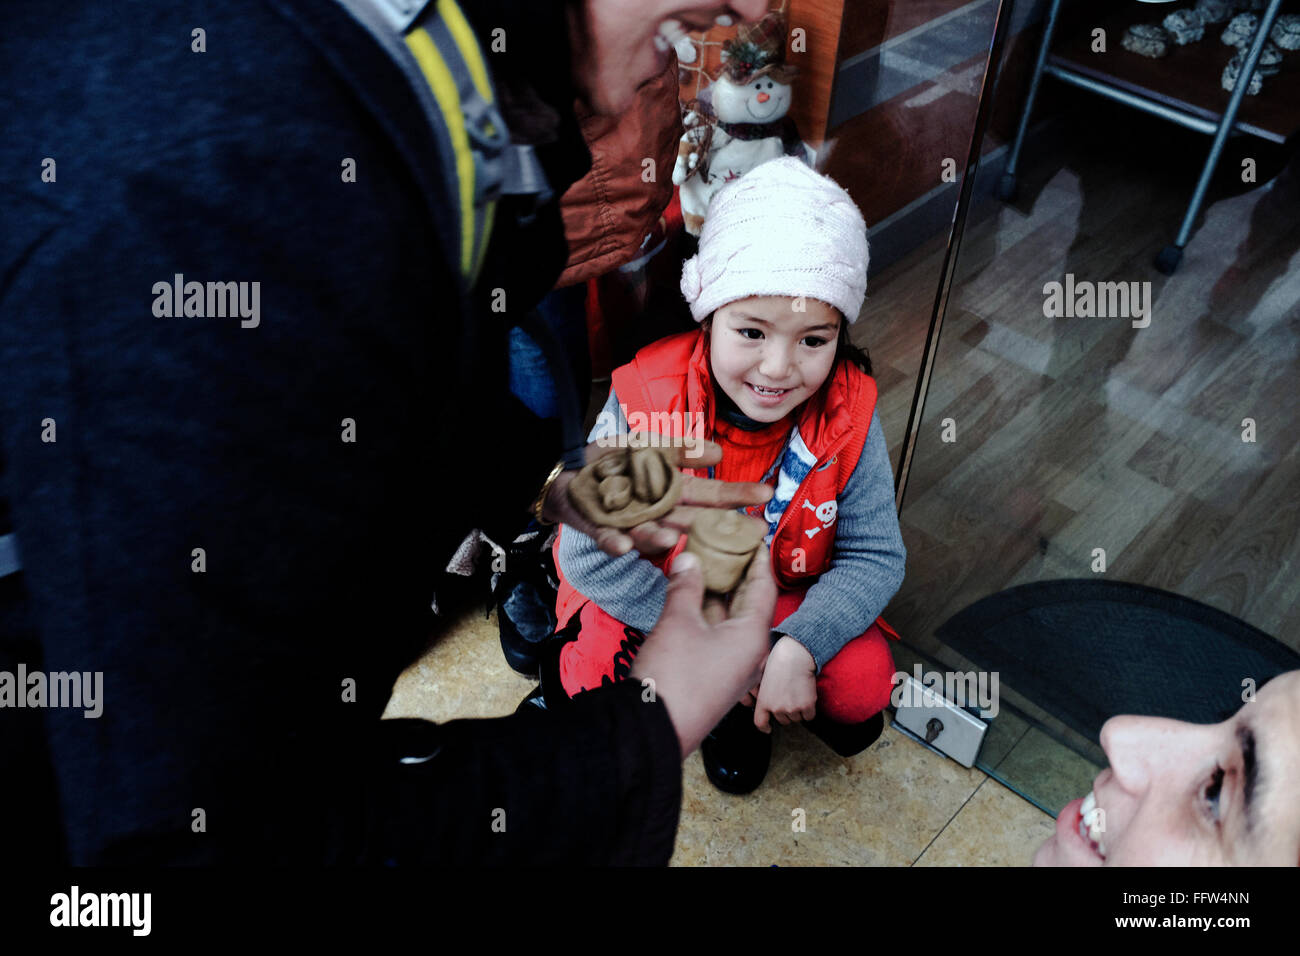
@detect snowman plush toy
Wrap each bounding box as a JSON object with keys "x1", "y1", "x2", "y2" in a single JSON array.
[{"x1": 673, "y1": 12, "x2": 808, "y2": 236}]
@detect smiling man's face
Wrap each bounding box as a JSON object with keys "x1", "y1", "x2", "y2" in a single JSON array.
[
  {"x1": 567, "y1": 1, "x2": 771, "y2": 115},
  {"x1": 1035, "y1": 670, "x2": 1300, "y2": 866}
]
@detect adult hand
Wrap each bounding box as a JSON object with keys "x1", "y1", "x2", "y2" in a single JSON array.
[
  {"x1": 629, "y1": 546, "x2": 778, "y2": 757},
  {"x1": 752, "y1": 636, "x2": 817, "y2": 733},
  {"x1": 539, "y1": 437, "x2": 772, "y2": 557}
]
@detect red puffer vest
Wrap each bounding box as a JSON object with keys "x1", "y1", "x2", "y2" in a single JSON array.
[
  {"x1": 556, "y1": 328, "x2": 899, "y2": 640},
  {"x1": 614, "y1": 328, "x2": 874, "y2": 588}
]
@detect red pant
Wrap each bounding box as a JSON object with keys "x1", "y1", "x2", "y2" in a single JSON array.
[{"x1": 557, "y1": 588, "x2": 899, "y2": 724}]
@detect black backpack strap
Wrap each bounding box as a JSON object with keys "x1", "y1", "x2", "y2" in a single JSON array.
[{"x1": 334, "y1": 0, "x2": 553, "y2": 289}]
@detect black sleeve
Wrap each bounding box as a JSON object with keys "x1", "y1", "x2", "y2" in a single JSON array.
[
  {"x1": 0, "y1": 0, "x2": 680, "y2": 867},
  {"x1": 355, "y1": 681, "x2": 682, "y2": 865}
]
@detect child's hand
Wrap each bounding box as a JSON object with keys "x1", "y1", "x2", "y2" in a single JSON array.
[{"x1": 753, "y1": 636, "x2": 817, "y2": 733}]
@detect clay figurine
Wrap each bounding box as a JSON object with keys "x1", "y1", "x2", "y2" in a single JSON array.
[
  {"x1": 1196, "y1": 0, "x2": 1234, "y2": 25},
  {"x1": 1163, "y1": 9, "x2": 1205, "y2": 45},
  {"x1": 1272, "y1": 14, "x2": 1300, "y2": 50},
  {"x1": 1221, "y1": 13, "x2": 1259, "y2": 48},
  {"x1": 1254, "y1": 41, "x2": 1284, "y2": 75},
  {"x1": 567, "y1": 445, "x2": 684, "y2": 529},
  {"x1": 685, "y1": 509, "x2": 766, "y2": 594},
  {"x1": 1222, "y1": 49, "x2": 1266, "y2": 93},
  {"x1": 1121, "y1": 24, "x2": 1170, "y2": 58}
]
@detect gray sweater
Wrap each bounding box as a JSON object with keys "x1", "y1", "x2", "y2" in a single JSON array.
[{"x1": 557, "y1": 389, "x2": 907, "y2": 672}]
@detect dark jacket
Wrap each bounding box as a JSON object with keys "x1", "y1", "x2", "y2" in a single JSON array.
[{"x1": 0, "y1": 0, "x2": 682, "y2": 865}]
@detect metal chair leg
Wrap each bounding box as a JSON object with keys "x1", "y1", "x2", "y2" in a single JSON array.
[
  {"x1": 1156, "y1": 0, "x2": 1285, "y2": 274},
  {"x1": 999, "y1": 0, "x2": 1064, "y2": 202}
]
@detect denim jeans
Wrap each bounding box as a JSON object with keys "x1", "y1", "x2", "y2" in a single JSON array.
[{"x1": 507, "y1": 283, "x2": 590, "y2": 420}]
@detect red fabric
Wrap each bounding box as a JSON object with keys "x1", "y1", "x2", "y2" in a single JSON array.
[
  {"x1": 558, "y1": 587, "x2": 897, "y2": 724},
  {"x1": 554, "y1": 328, "x2": 902, "y2": 714},
  {"x1": 584, "y1": 277, "x2": 612, "y2": 380},
  {"x1": 711, "y1": 416, "x2": 789, "y2": 485},
  {"x1": 664, "y1": 187, "x2": 684, "y2": 235}
]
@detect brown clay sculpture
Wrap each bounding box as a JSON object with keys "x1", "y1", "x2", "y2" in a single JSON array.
[
  {"x1": 686, "y1": 510, "x2": 767, "y2": 594},
  {"x1": 567, "y1": 446, "x2": 684, "y2": 529}
]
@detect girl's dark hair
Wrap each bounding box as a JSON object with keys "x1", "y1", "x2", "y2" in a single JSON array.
[
  {"x1": 836, "y1": 318, "x2": 873, "y2": 377},
  {"x1": 701, "y1": 312, "x2": 873, "y2": 377}
]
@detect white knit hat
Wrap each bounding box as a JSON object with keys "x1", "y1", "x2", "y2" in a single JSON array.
[{"x1": 680, "y1": 156, "x2": 869, "y2": 324}]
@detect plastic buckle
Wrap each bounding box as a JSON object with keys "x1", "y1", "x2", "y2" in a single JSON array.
[
  {"x1": 462, "y1": 92, "x2": 510, "y2": 206},
  {"x1": 461, "y1": 91, "x2": 509, "y2": 155},
  {"x1": 374, "y1": 0, "x2": 434, "y2": 33}
]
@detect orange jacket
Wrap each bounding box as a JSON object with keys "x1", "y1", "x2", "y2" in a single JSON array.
[{"x1": 553, "y1": 55, "x2": 682, "y2": 288}]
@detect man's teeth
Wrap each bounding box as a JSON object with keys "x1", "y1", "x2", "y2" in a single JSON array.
[
  {"x1": 1078, "y1": 791, "x2": 1107, "y2": 859},
  {"x1": 660, "y1": 14, "x2": 735, "y2": 38}
]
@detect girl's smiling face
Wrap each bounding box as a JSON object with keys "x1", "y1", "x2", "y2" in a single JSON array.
[{"x1": 708, "y1": 295, "x2": 841, "y2": 423}]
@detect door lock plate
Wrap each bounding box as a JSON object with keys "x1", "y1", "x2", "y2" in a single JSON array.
[{"x1": 891, "y1": 676, "x2": 988, "y2": 768}]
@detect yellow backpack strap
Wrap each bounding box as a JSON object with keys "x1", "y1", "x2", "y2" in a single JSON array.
[
  {"x1": 405, "y1": 0, "x2": 503, "y2": 286},
  {"x1": 336, "y1": 0, "x2": 553, "y2": 290}
]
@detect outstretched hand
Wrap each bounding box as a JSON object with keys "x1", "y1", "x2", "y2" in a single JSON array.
[
  {"x1": 540, "y1": 438, "x2": 772, "y2": 557},
  {"x1": 629, "y1": 546, "x2": 778, "y2": 757}
]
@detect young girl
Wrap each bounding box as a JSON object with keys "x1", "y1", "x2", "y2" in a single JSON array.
[{"x1": 552, "y1": 156, "x2": 905, "y2": 794}]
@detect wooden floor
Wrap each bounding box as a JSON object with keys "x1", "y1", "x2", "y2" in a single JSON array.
[{"x1": 857, "y1": 110, "x2": 1300, "y2": 662}]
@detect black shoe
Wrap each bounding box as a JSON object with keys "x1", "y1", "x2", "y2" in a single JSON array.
[
  {"x1": 494, "y1": 532, "x2": 561, "y2": 677},
  {"x1": 806, "y1": 710, "x2": 884, "y2": 758},
  {"x1": 701, "y1": 704, "x2": 772, "y2": 795},
  {"x1": 516, "y1": 685, "x2": 547, "y2": 714},
  {"x1": 499, "y1": 610, "x2": 543, "y2": 678},
  {"x1": 514, "y1": 623, "x2": 576, "y2": 714}
]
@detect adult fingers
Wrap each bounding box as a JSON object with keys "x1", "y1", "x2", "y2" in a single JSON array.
[
  {"x1": 543, "y1": 472, "x2": 631, "y2": 553},
  {"x1": 626, "y1": 520, "x2": 681, "y2": 555},
  {"x1": 728, "y1": 546, "x2": 778, "y2": 626},
  {"x1": 585, "y1": 436, "x2": 722, "y2": 468},
  {"x1": 659, "y1": 551, "x2": 705, "y2": 622},
  {"x1": 591, "y1": 525, "x2": 634, "y2": 558},
  {"x1": 654, "y1": 437, "x2": 722, "y2": 468},
  {"x1": 680, "y1": 474, "x2": 773, "y2": 509},
  {"x1": 702, "y1": 595, "x2": 727, "y2": 627},
  {"x1": 654, "y1": 504, "x2": 707, "y2": 533}
]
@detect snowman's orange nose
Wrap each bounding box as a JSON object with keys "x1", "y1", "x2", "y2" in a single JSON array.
[{"x1": 757, "y1": 92, "x2": 770, "y2": 103}]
